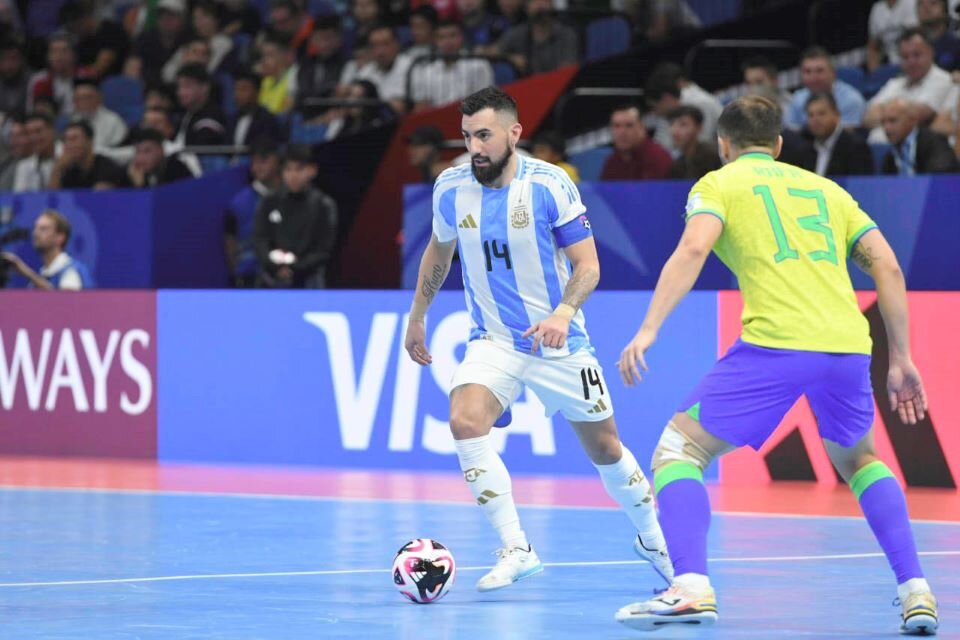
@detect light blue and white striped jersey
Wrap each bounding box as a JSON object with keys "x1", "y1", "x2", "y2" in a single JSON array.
[{"x1": 432, "y1": 155, "x2": 594, "y2": 358}]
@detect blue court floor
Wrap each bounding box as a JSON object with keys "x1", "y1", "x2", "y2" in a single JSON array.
[{"x1": 0, "y1": 487, "x2": 956, "y2": 639}]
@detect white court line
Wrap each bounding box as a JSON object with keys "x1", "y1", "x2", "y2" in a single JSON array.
[
  {"x1": 2, "y1": 485, "x2": 958, "y2": 525},
  {"x1": 1, "y1": 551, "x2": 958, "y2": 589}
]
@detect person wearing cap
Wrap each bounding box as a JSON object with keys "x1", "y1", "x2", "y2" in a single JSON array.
[
  {"x1": 48, "y1": 119, "x2": 127, "y2": 189},
  {"x1": 175, "y1": 62, "x2": 227, "y2": 146},
  {"x1": 126, "y1": 127, "x2": 195, "y2": 187},
  {"x1": 72, "y1": 77, "x2": 127, "y2": 149},
  {"x1": 407, "y1": 125, "x2": 452, "y2": 182},
  {"x1": 230, "y1": 69, "x2": 283, "y2": 148},
  {"x1": 253, "y1": 144, "x2": 338, "y2": 289},
  {"x1": 531, "y1": 130, "x2": 579, "y2": 182},
  {"x1": 224, "y1": 139, "x2": 283, "y2": 287},
  {"x1": 126, "y1": 0, "x2": 190, "y2": 86}
]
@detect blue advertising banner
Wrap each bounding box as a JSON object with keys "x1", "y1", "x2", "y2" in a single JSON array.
[
  {"x1": 157, "y1": 290, "x2": 719, "y2": 478},
  {"x1": 403, "y1": 176, "x2": 960, "y2": 291}
]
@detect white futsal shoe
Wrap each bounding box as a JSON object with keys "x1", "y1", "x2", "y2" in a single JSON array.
[
  {"x1": 615, "y1": 582, "x2": 719, "y2": 630},
  {"x1": 898, "y1": 589, "x2": 938, "y2": 635},
  {"x1": 633, "y1": 534, "x2": 674, "y2": 585},
  {"x1": 476, "y1": 545, "x2": 543, "y2": 592}
]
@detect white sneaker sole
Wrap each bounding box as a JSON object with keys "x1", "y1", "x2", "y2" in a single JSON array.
[
  {"x1": 475, "y1": 562, "x2": 544, "y2": 592},
  {"x1": 615, "y1": 609, "x2": 718, "y2": 631},
  {"x1": 901, "y1": 612, "x2": 938, "y2": 636}
]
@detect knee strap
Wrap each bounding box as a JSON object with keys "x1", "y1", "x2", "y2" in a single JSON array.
[{"x1": 651, "y1": 420, "x2": 713, "y2": 473}]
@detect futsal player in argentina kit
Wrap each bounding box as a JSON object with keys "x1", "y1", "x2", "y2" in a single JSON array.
[
  {"x1": 404, "y1": 87, "x2": 672, "y2": 593},
  {"x1": 614, "y1": 95, "x2": 938, "y2": 635}
]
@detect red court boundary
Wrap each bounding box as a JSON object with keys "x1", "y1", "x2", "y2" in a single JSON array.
[{"x1": 1, "y1": 457, "x2": 957, "y2": 522}]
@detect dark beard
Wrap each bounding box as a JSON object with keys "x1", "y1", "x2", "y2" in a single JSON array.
[{"x1": 471, "y1": 147, "x2": 513, "y2": 186}]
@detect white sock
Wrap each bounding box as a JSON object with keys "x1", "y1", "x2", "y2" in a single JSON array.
[
  {"x1": 674, "y1": 572, "x2": 711, "y2": 592},
  {"x1": 898, "y1": 577, "x2": 931, "y2": 600},
  {"x1": 454, "y1": 435, "x2": 528, "y2": 550},
  {"x1": 594, "y1": 444, "x2": 665, "y2": 548}
]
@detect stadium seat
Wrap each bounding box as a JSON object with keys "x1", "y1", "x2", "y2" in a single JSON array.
[
  {"x1": 862, "y1": 63, "x2": 901, "y2": 100},
  {"x1": 289, "y1": 112, "x2": 329, "y2": 144},
  {"x1": 585, "y1": 15, "x2": 632, "y2": 63},
  {"x1": 569, "y1": 146, "x2": 613, "y2": 182},
  {"x1": 198, "y1": 155, "x2": 231, "y2": 175},
  {"x1": 870, "y1": 143, "x2": 891, "y2": 173},
  {"x1": 100, "y1": 75, "x2": 145, "y2": 128},
  {"x1": 835, "y1": 66, "x2": 865, "y2": 93},
  {"x1": 492, "y1": 61, "x2": 518, "y2": 86}
]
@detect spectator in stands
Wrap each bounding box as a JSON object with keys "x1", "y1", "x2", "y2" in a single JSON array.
[
  {"x1": 220, "y1": 0, "x2": 262, "y2": 37},
  {"x1": 406, "y1": 125, "x2": 452, "y2": 181},
  {"x1": 137, "y1": 107, "x2": 202, "y2": 175},
  {"x1": 629, "y1": 0, "x2": 702, "y2": 45},
  {"x1": 72, "y1": 78, "x2": 127, "y2": 149},
  {"x1": 48, "y1": 120, "x2": 126, "y2": 189},
  {"x1": 868, "y1": 0, "x2": 918, "y2": 70},
  {"x1": 407, "y1": 5, "x2": 438, "y2": 59},
  {"x1": 601, "y1": 103, "x2": 671, "y2": 180},
  {"x1": 347, "y1": 0, "x2": 383, "y2": 55},
  {"x1": 0, "y1": 37, "x2": 29, "y2": 117},
  {"x1": 880, "y1": 97, "x2": 959, "y2": 173},
  {"x1": 918, "y1": 0, "x2": 960, "y2": 70},
  {"x1": 296, "y1": 16, "x2": 347, "y2": 120},
  {"x1": 785, "y1": 46, "x2": 867, "y2": 129},
  {"x1": 0, "y1": 210, "x2": 93, "y2": 290},
  {"x1": 458, "y1": 0, "x2": 498, "y2": 48},
  {"x1": 145, "y1": 84, "x2": 176, "y2": 113},
  {"x1": 666, "y1": 105, "x2": 721, "y2": 180},
  {"x1": 163, "y1": 37, "x2": 213, "y2": 84},
  {"x1": 490, "y1": 0, "x2": 526, "y2": 42},
  {"x1": 410, "y1": 21, "x2": 494, "y2": 111},
  {"x1": 127, "y1": 127, "x2": 195, "y2": 187},
  {"x1": 225, "y1": 139, "x2": 282, "y2": 287},
  {"x1": 13, "y1": 113, "x2": 58, "y2": 192},
  {"x1": 0, "y1": 117, "x2": 30, "y2": 191},
  {"x1": 930, "y1": 82, "x2": 960, "y2": 152},
  {"x1": 268, "y1": 0, "x2": 315, "y2": 59},
  {"x1": 489, "y1": 0, "x2": 578, "y2": 75},
  {"x1": 57, "y1": 0, "x2": 129, "y2": 78},
  {"x1": 126, "y1": 0, "x2": 190, "y2": 87},
  {"x1": 175, "y1": 63, "x2": 227, "y2": 146},
  {"x1": 531, "y1": 130, "x2": 578, "y2": 181},
  {"x1": 803, "y1": 92, "x2": 874, "y2": 176},
  {"x1": 339, "y1": 25, "x2": 412, "y2": 115},
  {"x1": 230, "y1": 70, "x2": 284, "y2": 147},
  {"x1": 864, "y1": 29, "x2": 954, "y2": 139},
  {"x1": 191, "y1": 1, "x2": 235, "y2": 73},
  {"x1": 254, "y1": 144, "x2": 338, "y2": 289},
  {"x1": 325, "y1": 79, "x2": 389, "y2": 139},
  {"x1": 644, "y1": 62, "x2": 723, "y2": 155},
  {"x1": 741, "y1": 56, "x2": 791, "y2": 117},
  {"x1": 28, "y1": 32, "x2": 89, "y2": 115},
  {"x1": 257, "y1": 36, "x2": 298, "y2": 115}
]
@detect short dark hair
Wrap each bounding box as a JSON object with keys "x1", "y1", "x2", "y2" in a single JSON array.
[
  {"x1": 176, "y1": 62, "x2": 212, "y2": 85},
  {"x1": 270, "y1": 0, "x2": 299, "y2": 14},
  {"x1": 187, "y1": 36, "x2": 212, "y2": 49},
  {"x1": 532, "y1": 131, "x2": 566, "y2": 157},
  {"x1": 367, "y1": 23, "x2": 396, "y2": 40},
  {"x1": 250, "y1": 136, "x2": 281, "y2": 157},
  {"x1": 800, "y1": 45, "x2": 833, "y2": 66},
  {"x1": 26, "y1": 112, "x2": 55, "y2": 127},
  {"x1": 460, "y1": 86, "x2": 518, "y2": 118},
  {"x1": 193, "y1": 0, "x2": 221, "y2": 20},
  {"x1": 314, "y1": 14, "x2": 342, "y2": 31},
  {"x1": 898, "y1": 27, "x2": 933, "y2": 48},
  {"x1": 436, "y1": 18, "x2": 463, "y2": 32},
  {"x1": 284, "y1": 143, "x2": 316, "y2": 165},
  {"x1": 41, "y1": 209, "x2": 72, "y2": 246},
  {"x1": 64, "y1": 119, "x2": 94, "y2": 140},
  {"x1": 717, "y1": 94, "x2": 782, "y2": 149},
  {"x1": 644, "y1": 62, "x2": 683, "y2": 102},
  {"x1": 667, "y1": 104, "x2": 704, "y2": 125},
  {"x1": 741, "y1": 55, "x2": 778, "y2": 79},
  {"x1": 610, "y1": 102, "x2": 642, "y2": 118},
  {"x1": 73, "y1": 76, "x2": 100, "y2": 91},
  {"x1": 131, "y1": 127, "x2": 166, "y2": 146},
  {"x1": 805, "y1": 91, "x2": 838, "y2": 113},
  {"x1": 233, "y1": 68, "x2": 261, "y2": 86},
  {"x1": 410, "y1": 5, "x2": 438, "y2": 25}
]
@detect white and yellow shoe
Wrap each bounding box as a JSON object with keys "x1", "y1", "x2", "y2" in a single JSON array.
[
  {"x1": 899, "y1": 590, "x2": 938, "y2": 636},
  {"x1": 476, "y1": 545, "x2": 543, "y2": 592},
  {"x1": 615, "y1": 583, "x2": 718, "y2": 631}
]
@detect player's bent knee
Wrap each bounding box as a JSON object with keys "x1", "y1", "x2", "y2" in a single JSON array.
[
  {"x1": 651, "y1": 420, "x2": 714, "y2": 474},
  {"x1": 449, "y1": 411, "x2": 492, "y2": 440}
]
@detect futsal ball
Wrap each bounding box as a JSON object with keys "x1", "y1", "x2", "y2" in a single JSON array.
[{"x1": 392, "y1": 538, "x2": 456, "y2": 604}]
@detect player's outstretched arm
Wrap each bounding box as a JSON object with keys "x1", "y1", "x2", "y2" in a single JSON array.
[
  {"x1": 405, "y1": 233, "x2": 457, "y2": 366},
  {"x1": 851, "y1": 228, "x2": 928, "y2": 424},
  {"x1": 522, "y1": 236, "x2": 600, "y2": 353},
  {"x1": 618, "y1": 214, "x2": 722, "y2": 386}
]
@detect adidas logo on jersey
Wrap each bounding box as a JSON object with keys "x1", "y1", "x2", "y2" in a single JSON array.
[
  {"x1": 587, "y1": 398, "x2": 609, "y2": 414},
  {"x1": 458, "y1": 214, "x2": 478, "y2": 229}
]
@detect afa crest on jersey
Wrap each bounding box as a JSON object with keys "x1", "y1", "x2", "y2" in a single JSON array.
[{"x1": 511, "y1": 204, "x2": 530, "y2": 229}]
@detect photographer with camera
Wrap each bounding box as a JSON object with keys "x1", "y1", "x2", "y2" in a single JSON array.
[{"x1": 1, "y1": 210, "x2": 94, "y2": 290}]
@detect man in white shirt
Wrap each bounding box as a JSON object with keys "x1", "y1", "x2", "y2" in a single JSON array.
[
  {"x1": 338, "y1": 24, "x2": 412, "y2": 115},
  {"x1": 410, "y1": 20, "x2": 494, "y2": 112},
  {"x1": 643, "y1": 63, "x2": 723, "y2": 155},
  {"x1": 72, "y1": 78, "x2": 128, "y2": 149},
  {"x1": 864, "y1": 28, "x2": 954, "y2": 141},
  {"x1": 868, "y1": 0, "x2": 918, "y2": 69},
  {"x1": 13, "y1": 113, "x2": 58, "y2": 192}
]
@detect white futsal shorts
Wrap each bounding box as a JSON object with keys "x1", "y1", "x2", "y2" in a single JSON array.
[{"x1": 450, "y1": 339, "x2": 614, "y2": 422}]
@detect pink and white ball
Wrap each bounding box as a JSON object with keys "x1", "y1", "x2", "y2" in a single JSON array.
[{"x1": 392, "y1": 539, "x2": 456, "y2": 604}]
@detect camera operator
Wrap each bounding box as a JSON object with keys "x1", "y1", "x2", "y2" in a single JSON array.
[{"x1": 1, "y1": 210, "x2": 94, "y2": 289}]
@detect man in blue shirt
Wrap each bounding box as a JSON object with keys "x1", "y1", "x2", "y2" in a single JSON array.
[
  {"x1": 1, "y1": 209, "x2": 94, "y2": 289},
  {"x1": 786, "y1": 46, "x2": 866, "y2": 129}
]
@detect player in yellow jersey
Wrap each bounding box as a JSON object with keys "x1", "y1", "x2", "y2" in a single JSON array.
[{"x1": 613, "y1": 95, "x2": 938, "y2": 635}]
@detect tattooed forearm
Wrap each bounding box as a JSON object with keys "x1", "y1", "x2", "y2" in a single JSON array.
[
  {"x1": 852, "y1": 243, "x2": 879, "y2": 273},
  {"x1": 560, "y1": 265, "x2": 600, "y2": 311},
  {"x1": 420, "y1": 263, "x2": 448, "y2": 303}
]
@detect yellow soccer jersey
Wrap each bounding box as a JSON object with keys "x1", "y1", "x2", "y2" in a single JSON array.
[{"x1": 686, "y1": 152, "x2": 877, "y2": 354}]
